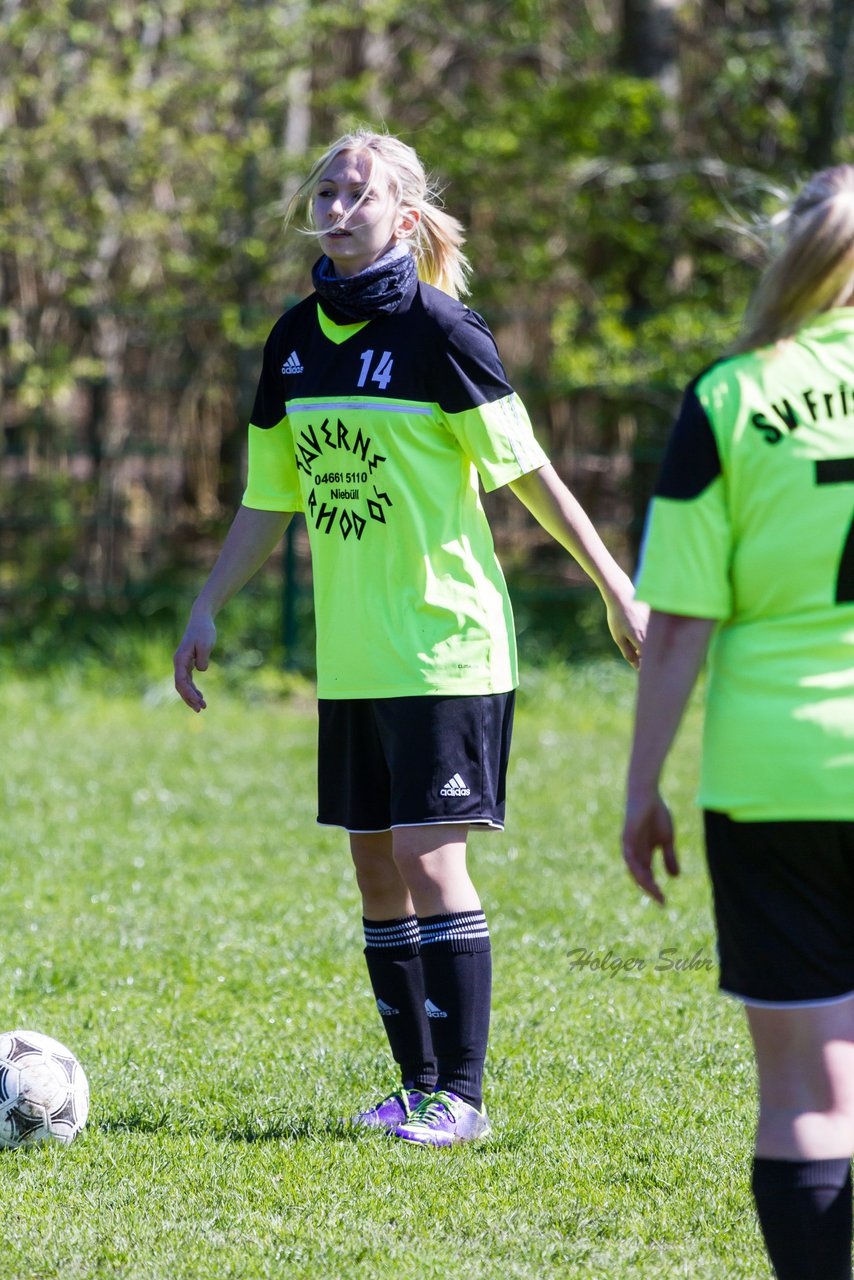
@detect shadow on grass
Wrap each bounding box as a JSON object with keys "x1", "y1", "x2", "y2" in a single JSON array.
[
  {"x1": 96, "y1": 1112, "x2": 535, "y2": 1150},
  {"x1": 96, "y1": 1112, "x2": 342, "y2": 1142}
]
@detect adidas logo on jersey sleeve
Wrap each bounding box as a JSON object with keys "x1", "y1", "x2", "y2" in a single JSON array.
[
  {"x1": 281, "y1": 351, "x2": 304, "y2": 374},
  {"x1": 440, "y1": 772, "x2": 471, "y2": 797}
]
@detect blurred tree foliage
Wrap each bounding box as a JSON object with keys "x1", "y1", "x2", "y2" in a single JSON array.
[{"x1": 1, "y1": 0, "x2": 852, "y2": 642}]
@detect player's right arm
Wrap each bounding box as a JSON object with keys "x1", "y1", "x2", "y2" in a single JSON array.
[
  {"x1": 622, "y1": 610, "x2": 715, "y2": 903},
  {"x1": 173, "y1": 505, "x2": 293, "y2": 711}
]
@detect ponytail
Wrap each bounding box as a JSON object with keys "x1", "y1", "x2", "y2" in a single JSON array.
[
  {"x1": 732, "y1": 165, "x2": 854, "y2": 354},
  {"x1": 414, "y1": 201, "x2": 470, "y2": 299}
]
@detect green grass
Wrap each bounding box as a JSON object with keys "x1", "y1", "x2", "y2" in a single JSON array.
[{"x1": 0, "y1": 655, "x2": 768, "y2": 1278}]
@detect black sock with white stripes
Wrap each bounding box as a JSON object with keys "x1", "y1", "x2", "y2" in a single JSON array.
[
  {"x1": 751, "y1": 1155, "x2": 852, "y2": 1280},
  {"x1": 417, "y1": 909, "x2": 491, "y2": 1110},
  {"x1": 362, "y1": 916, "x2": 437, "y2": 1092}
]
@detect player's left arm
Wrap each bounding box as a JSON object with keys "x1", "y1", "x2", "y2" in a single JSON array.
[
  {"x1": 509, "y1": 463, "x2": 648, "y2": 667},
  {"x1": 622, "y1": 610, "x2": 715, "y2": 903}
]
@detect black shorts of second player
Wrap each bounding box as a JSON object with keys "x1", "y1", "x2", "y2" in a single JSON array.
[
  {"x1": 704, "y1": 810, "x2": 854, "y2": 1007},
  {"x1": 316, "y1": 692, "x2": 515, "y2": 833}
]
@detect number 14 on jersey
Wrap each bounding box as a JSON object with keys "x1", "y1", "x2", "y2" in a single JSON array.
[{"x1": 358, "y1": 349, "x2": 393, "y2": 390}]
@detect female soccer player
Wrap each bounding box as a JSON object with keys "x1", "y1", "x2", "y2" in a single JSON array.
[
  {"x1": 622, "y1": 165, "x2": 854, "y2": 1276},
  {"x1": 175, "y1": 129, "x2": 646, "y2": 1146}
]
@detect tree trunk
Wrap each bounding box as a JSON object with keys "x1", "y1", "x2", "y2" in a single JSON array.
[
  {"x1": 618, "y1": 0, "x2": 679, "y2": 95},
  {"x1": 617, "y1": 0, "x2": 681, "y2": 562},
  {"x1": 805, "y1": 0, "x2": 854, "y2": 168}
]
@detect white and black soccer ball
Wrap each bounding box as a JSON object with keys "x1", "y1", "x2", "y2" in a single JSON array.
[{"x1": 0, "y1": 1030, "x2": 89, "y2": 1149}]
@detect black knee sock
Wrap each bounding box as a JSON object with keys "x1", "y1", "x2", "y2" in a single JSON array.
[
  {"x1": 417, "y1": 909, "x2": 491, "y2": 1110},
  {"x1": 752, "y1": 1155, "x2": 853, "y2": 1280},
  {"x1": 362, "y1": 916, "x2": 436, "y2": 1092}
]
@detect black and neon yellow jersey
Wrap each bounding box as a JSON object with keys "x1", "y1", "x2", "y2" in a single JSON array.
[
  {"x1": 243, "y1": 280, "x2": 548, "y2": 698},
  {"x1": 637, "y1": 309, "x2": 854, "y2": 819}
]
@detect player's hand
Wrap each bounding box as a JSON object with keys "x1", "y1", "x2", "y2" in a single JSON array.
[
  {"x1": 621, "y1": 791, "x2": 679, "y2": 905},
  {"x1": 173, "y1": 613, "x2": 216, "y2": 712},
  {"x1": 605, "y1": 591, "x2": 649, "y2": 670}
]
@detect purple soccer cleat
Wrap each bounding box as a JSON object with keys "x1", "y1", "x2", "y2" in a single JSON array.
[
  {"x1": 350, "y1": 1087, "x2": 430, "y2": 1131},
  {"x1": 394, "y1": 1089, "x2": 491, "y2": 1146}
]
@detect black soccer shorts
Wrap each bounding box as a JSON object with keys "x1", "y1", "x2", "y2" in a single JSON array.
[
  {"x1": 704, "y1": 810, "x2": 854, "y2": 1006},
  {"x1": 316, "y1": 691, "x2": 515, "y2": 833}
]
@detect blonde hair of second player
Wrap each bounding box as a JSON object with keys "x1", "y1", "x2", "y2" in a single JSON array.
[
  {"x1": 733, "y1": 164, "x2": 854, "y2": 354},
  {"x1": 286, "y1": 130, "x2": 471, "y2": 300}
]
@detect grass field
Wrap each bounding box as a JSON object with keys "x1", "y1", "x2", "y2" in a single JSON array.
[{"x1": 0, "y1": 652, "x2": 769, "y2": 1278}]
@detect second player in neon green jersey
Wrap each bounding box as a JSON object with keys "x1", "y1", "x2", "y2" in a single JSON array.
[{"x1": 622, "y1": 164, "x2": 854, "y2": 1280}]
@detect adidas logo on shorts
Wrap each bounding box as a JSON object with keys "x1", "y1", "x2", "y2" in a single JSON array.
[
  {"x1": 425, "y1": 999, "x2": 448, "y2": 1019},
  {"x1": 440, "y1": 772, "x2": 471, "y2": 797},
  {"x1": 376, "y1": 998, "x2": 399, "y2": 1017},
  {"x1": 281, "y1": 350, "x2": 304, "y2": 374}
]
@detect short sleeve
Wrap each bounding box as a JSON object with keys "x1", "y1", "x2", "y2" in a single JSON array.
[
  {"x1": 439, "y1": 311, "x2": 548, "y2": 490},
  {"x1": 635, "y1": 385, "x2": 733, "y2": 618},
  {"x1": 248, "y1": 323, "x2": 288, "y2": 430},
  {"x1": 242, "y1": 423, "x2": 303, "y2": 512},
  {"x1": 242, "y1": 327, "x2": 303, "y2": 512},
  {"x1": 438, "y1": 309, "x2": 516, "y2": 411},
  {"x1": 444, "y1": 393, "x2": 548, "y2": 492}
]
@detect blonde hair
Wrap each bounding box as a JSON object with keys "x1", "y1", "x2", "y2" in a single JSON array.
[
  {"x1": 285, "y1": 129, "x2": 471, "y2": 299},
  {"x1": 733, "y1": 165, "x2": 854, "y2": 353}
]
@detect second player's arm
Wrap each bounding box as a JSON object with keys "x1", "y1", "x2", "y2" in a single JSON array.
[
  {"x1": 622, "y1": 610, "x2": 716, "y2": 902},
  {"x1": 509, "y1": 463, "x2": 648, "y2": 665},
  {"x1": 173, "y1": 505, "x2": 293, "y2": 711}
]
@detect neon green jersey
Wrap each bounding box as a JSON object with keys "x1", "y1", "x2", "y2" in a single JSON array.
[
  {"x1": 637, "y1": 309, "x2": 854, "y2": 819},
  {"x1": 242, "y1": 284, "x2": 548, "y2": 698}
]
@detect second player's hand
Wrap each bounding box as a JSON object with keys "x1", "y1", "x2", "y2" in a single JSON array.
[
  {"x1": 173, "y1": 614, "x2": 217, "y2": 712},
  {"x1": 621, "y1": 791, "x2": 679, "y2": 904}
]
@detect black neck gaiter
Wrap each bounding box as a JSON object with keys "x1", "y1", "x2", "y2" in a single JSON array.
[{"x1": 311, "y1": 247, "x2": 418, "y2": 320}]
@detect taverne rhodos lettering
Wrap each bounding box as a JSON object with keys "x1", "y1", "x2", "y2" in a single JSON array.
[
  {"x1": 297, "y1": 415, "x2": 393, "y2": 541},
  {"x1": 294, "y1": 417, "x2": 386, "y2": 474}
]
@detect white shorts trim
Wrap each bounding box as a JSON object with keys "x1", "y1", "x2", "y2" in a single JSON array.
[
  {"x1": 724, "y1": 986, "x2": 854, "y2": 1011},
  {"x1": 316, "y1": 817, "x2": 504, "y2": 835}
]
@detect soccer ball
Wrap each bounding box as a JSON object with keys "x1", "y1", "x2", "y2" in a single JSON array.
[{"x1": 0, "y1": 1030, "x2": 89, "y2": 1149}]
